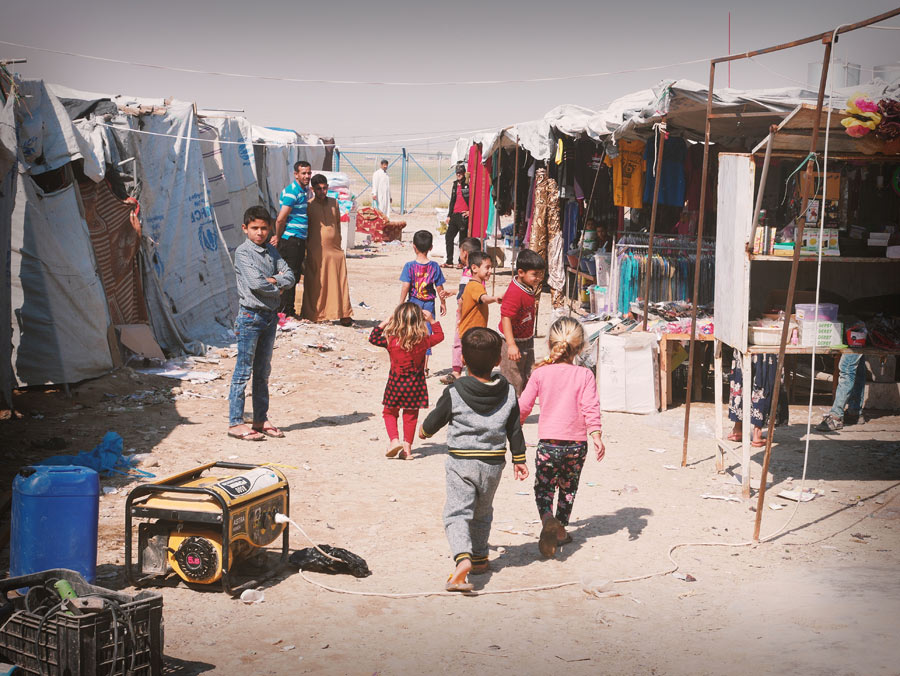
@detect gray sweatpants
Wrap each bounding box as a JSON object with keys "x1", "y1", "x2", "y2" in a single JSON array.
[{"x1": 443, "y1": 455, "x2": 505, "y2": 561}]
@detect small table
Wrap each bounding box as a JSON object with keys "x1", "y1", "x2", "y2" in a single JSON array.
[{"x1": 658, "y1": 332, "x2": 716, "y2": 410}]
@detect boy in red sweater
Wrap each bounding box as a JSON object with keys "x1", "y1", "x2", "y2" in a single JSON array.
[{"x1": 498, "y1": 249, "x2": 546, "y2": 397}]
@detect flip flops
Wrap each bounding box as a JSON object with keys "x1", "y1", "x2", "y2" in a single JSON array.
[
  {"x1": 227, "y1": 429, "x2": 266, "y2": 442},
  {"x1": 539, "y1": 516, "x2": 563, "y2": 558},
  {"x1": 445, "y1": 575, "x2": 474, "y2": 592},
  {"x1": 385, "y1": 440, "x2": 403, "y2": 458},
  {"x1": 253, "y1": 423, "x2": 285, "y2": 438}
]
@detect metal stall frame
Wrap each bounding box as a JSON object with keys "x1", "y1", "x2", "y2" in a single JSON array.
[{"x1": 677, "y1": 7, "x2": 900, "y2": 540}]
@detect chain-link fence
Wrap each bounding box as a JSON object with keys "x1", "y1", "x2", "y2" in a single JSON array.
[{"x1": 334, "y1": 149, "x2": 459, "y2": 215}]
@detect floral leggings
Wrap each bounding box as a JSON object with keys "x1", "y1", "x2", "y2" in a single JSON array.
[{"x1": 534, "y1": 440, "x2": 588, "y2": 526}]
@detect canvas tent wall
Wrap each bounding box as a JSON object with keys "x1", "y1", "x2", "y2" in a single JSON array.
[
  {"x1": 252, "y1": 126, "x2": 326, "y2": 216},
  {"x1": 197, "y1": 115, "x2": 259, "y2": 257},
  {"x1": 0, "y1": 85, "x2": 16, "y2": 408},
  {"x1": 1, "y1": 78, "x2": 117, "y2": 390},
  {"x1": 110, "y1": 100, "x2": 239, "y2": 352}
]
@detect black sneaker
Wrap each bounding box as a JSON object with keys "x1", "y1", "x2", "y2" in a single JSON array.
[
  {"x1": 815, "y1": 414, "x2": 843, "y2": 433},
  {"x1": 843, "y1": 411, "x2": 866, "y2": 426}
]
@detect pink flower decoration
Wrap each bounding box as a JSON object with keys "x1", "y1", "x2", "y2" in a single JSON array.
[{"x1": 853, "y1": 97, "x2": 879, "y2": 114}]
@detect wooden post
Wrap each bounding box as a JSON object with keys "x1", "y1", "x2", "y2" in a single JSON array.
[
  {"x1": 512, "y1": 138, "x2": 520, "y2": 274},
  {"x1": 749, "y1": 127, "x2": 777, "y2": 252},
  {"x1": 713, "y1": 340, "x2": 725, "y2": 472},
  {"x1": 681, "y1": 62, "x2": 716, "y2": 468},
  {"x1": 641, "y1": 122, "x2": 667, "y2": 331},
  {"x1": 753, "y1": 35, "x2": 834, "y2": 540},
  {"x1": 492, "y1": 149, "x2": 501, "y2": 295}
]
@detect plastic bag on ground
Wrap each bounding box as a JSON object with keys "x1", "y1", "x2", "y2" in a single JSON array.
[{"x1": 288, "y1": 545, "x2": 371, "y2": 578}]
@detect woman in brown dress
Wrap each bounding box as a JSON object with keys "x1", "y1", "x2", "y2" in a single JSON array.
[{"x1": 301, "y1": 174, "x2": 353, "y2": 325}]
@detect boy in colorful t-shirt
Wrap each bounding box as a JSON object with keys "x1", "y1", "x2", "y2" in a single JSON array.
[
  {"x1": 399, "y1": 230, "x2": 448, "y2": 372},
  {"x1": 498, "y1": 249, "x2": 546, "y2": 397}
]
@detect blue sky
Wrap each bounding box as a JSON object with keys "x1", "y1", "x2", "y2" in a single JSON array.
[{"x1": 3, "y1": 0, "x2": 898, "y2": 149}]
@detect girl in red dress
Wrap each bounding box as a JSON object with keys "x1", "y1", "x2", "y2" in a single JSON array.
[{"x1": 369, "y1": 302, "x2": 444, "y2": 459}]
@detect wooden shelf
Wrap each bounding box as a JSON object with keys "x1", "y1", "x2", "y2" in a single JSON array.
[
  {"x1": 566, "y1": 266, "x2": 595, "y2": 281},
  {"x1": 749, "y1": 255, "x2": 900, "y2": 263},
  {"x1": 745, "y1": 345, "x2": 900, "y2": 356}
]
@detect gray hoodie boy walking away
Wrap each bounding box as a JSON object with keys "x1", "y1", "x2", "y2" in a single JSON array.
[{"x1": 420, "y1": 327, "x2": 528, "y2": 591}]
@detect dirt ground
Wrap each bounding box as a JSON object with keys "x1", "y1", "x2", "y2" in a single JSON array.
[{"x1": 2, "y1": 213, "x2": 899, "y2": 676}]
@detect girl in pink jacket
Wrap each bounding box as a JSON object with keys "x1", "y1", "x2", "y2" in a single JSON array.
[{"x1": 518, "y1": 317, "x2": 605, "y2": 559}]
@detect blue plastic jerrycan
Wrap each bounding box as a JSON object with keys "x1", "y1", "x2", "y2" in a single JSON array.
[{"x1": 10, "y1": 466, "x2": 100, "y2": 583}]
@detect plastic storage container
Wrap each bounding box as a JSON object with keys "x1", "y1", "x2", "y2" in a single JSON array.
[
  {"x1": 794, "y1": 303, "x2": 838, "y2": 321},
  {"x1": 0, "y1": 569, "x2": 163, "y2": 676},
  {"x1": 10, "y1": 466, "x2": 100, "y2": 583}
]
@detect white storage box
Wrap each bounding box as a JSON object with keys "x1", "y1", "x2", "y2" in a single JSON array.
[
  {"x1": 799, "y1": 320, "x2": 843, "y2": 347},
  {"x1": 596, "y1": 333, "x2": 660, "y2": 414}
]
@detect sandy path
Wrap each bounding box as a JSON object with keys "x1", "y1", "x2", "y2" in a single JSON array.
[{"x1": 2, "y1": 214, "x2": 899, "y2": 675}]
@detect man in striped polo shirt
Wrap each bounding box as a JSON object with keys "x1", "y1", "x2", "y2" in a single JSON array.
[{"x1": 274, "y1": 160, "x2": 312, "y2": 317}]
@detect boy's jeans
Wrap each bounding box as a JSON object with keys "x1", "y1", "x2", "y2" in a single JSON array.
[
  {"x1": 228, "y1": 307, "x2": 278, "y2": 427},
  {"x1": 830, "y1": 353, "x2": 866, "y2": 418}
]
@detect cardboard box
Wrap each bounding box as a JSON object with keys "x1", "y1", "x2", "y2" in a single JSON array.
[
  {"x1": 799, "y1": 320, "x2": 843, "y2": 347},
  {"x1": 801, "y1": 227, "x2": 839, "y2": 256}
]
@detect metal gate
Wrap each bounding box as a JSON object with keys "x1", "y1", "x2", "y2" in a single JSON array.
[{"x1": 334, "y1": 148, "x2": 456, "y2": 214}]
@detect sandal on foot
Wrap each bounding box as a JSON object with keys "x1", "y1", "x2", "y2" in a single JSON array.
[
  {"x1": 726, "y1": 433, "x2": 741, "y2": 442},
  {"x1": 253, "y1": 423, "x2": 285, "y2": 438},
  {"x1": 228, "y1": 429, "x2": 266, "y2": 442},
  {"x1": 558, "y1": 534, "x2": 573, "y2": 547},
  {"x1": 445, "y1": 575, "x2": 474, "y2": 592},
  {"x1": 386, "y1": 441, "x2": 403, "y2": 458},
  {"x1": 539, "y1": 517, "x2": 562, "y2": 558},
  {"x1": 750, "y1": 440, "x2": 766, "y2": 448}
]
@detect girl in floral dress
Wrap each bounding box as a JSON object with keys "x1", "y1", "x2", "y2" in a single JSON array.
[
  {"x1": 369, "y1": 303, "x2": 444, "y2": 459},
  {"x1": 518, "y1": 317, "x2": 605, "y2": 558}
]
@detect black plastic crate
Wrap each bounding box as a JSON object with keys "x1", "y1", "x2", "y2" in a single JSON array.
[{"x1": 0, "y1": 569, "x2": 163, "y2": 676}]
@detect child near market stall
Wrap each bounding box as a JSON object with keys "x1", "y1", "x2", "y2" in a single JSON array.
[
  {"x1": 420, "y1": 327, "x2": 528, "y2": 591},
  {"x1": 399, "y1": 230, "x2": 448, "y2": 375},
  {"x1": 457, "y1": 250, "x2": 503, "y2": 342},
  {"x1": 518, "y1": 316, "x2": 605, "y2": 558},
  {"x1": 498, "y1": 249, "x2": 546, "y2": 397},
  {"x1": 369, "y1": 303, "x2": 444, "y2": 459},
  {"x1": 441, "y1": 237, "x2": 482, "y2": 385}
]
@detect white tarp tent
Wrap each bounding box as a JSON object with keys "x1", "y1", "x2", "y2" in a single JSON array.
[
  {"x1": 198, "y1": 116, "x2": 259, "y2": 256},
  {"x1": 11, "y1": 176, "x2": 114, "y2": 385},
  {"x1": 252, "y1": 126, "x2": 326, "y2": 216},
  {"x1": 0, "y1": 90, "x2": 16, "y2": 407},
  {"x1": 117, "y1": 101, "x2": 239, "y2": 351}
]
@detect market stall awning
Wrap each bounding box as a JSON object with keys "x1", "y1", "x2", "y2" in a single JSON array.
[
  {"x1": 612, "y1": 77, "x2": 900, "y2": 151},
  {"x1": 751, "y1": 103, "x2": 900, "y2": 157}
]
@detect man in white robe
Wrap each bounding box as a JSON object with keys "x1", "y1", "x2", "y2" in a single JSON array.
[{"x1": 371, "y1": 159, "x2": 392, "y2": 218}]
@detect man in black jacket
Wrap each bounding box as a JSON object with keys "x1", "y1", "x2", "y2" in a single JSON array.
[{"x1": 444, "y1": 165, "x2": 470, "y2": 267}]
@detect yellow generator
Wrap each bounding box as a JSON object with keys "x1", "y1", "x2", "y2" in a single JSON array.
[{"x1": 125, "y1": 462, "x2": 290, "y2": 594}]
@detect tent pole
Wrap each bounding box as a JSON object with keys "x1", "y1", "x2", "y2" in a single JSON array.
[
  {"x1": 571, "y1": 146, "x2": 606, "y2": 317},
  {"x1": 641, "y1": 120, "x2": 667, "y2": 331},
  {"x1": 492, "y1": 149, "x2": 501, "y2": 295},
  {"x1": 681, "y1": 63, "x2": 716, "y2": 468},
  {"x1": 750, "y1": 127, "x2": 777, "y2": 252},
  {"x1": 753, "y1": 35, "x2": 834, "y2": 541},
  {"x1": 512, "y1": 139, "x2": 520, "y2": 273}
]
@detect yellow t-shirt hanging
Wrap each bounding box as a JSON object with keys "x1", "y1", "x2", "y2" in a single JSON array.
[{"x1": 604, "y1": 139, "x2": 646, "y2": 208}]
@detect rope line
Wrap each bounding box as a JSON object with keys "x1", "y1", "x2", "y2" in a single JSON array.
[{"x1": 0, "y1": 39, "x2": 711, "y2": 86}]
